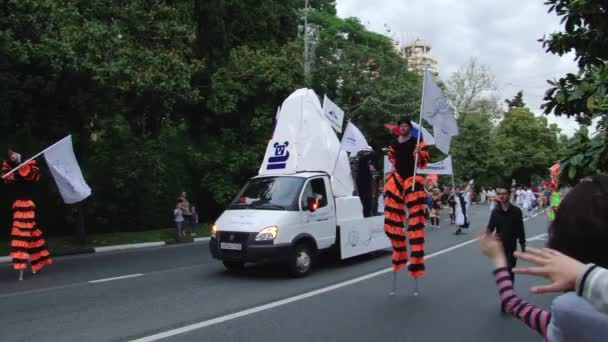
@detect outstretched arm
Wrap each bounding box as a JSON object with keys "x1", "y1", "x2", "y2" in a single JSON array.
[{"x1": 478, "y1": 231, "x2": 551, "y2": 338}]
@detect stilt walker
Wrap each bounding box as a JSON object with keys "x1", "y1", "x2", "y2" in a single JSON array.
[
  {"x1": 2, "y1": 149, "x2": 52, "y2": 280},
  {"x1": 383, "y1": 116, "x2": 429, "y2": 295}
]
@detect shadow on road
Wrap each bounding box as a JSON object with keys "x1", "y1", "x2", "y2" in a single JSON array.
[{"x1": 213, "y1": 249, "x2": 392, "y2": 280}]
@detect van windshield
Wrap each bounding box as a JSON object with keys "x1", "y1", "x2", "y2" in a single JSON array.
[{"x1": 228, "y1": 176, "x2": 305, "y2": 211}]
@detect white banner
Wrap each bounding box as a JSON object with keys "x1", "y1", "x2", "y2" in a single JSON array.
[
  {"x1": 416, "y1": 155, "x2": 453, "y2": 175},
  {"x1": 43, "y1": 135, "x2": 92, "y2": 204},
  {"x1": 340, "y1": 121, "x2": 369, "y2": 154},
  {"x1": 322, "y1": 95, "x2": 345, "y2": 133},
  {"x1": 421, "y1": 68, "x2": 459, "y2": 154}
]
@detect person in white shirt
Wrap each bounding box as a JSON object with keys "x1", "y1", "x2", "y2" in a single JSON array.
[
  {"x1": 516, "y1": 188, "x2": 524, "y2": 208},
  {"x1": 174, "y1": 200, "x2": 185, "y2": 241},
  {"x1": 488, "y1": 189, "x2": 497, "y2": 211},
  {"x1": 481, "y1": 188, "x2": 487, "y2": 204}
]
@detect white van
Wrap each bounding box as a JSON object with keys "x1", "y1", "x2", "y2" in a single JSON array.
[
  {"x1": 209, "y1": 88, "x2": 389, "y2": 276},
  {"x1": 209, "y1": 172, "x2": 387, "y2": 277}
]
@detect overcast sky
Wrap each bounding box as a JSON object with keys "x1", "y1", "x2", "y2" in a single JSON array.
[{"x1": 336, "y1": 0, "x2": 581, "y2": 135}]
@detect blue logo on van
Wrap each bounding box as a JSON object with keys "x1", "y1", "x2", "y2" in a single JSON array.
[{"x1": 267, "y1": 141, "x2": 290, "y2": 170}]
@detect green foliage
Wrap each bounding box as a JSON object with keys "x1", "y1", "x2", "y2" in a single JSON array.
[
  {"x1": 494, "y1": 108, "x2": 560, "y2": 184},
  {"x1": 193, "y1": 0, "x2": 301, "y2": 68},
  {"x1": 505, "y1": 90, "x2": 526, "y2": 110},
  {"x1": 0, "y1": 0, "x2": 421, "y2": 237},
  {"x1": 309, "y1": 13, "x2": 421, "y2": 147},
  {"x1": 559, "y1": 127, "x2": 608, "y2": 184},
  {"x1": 540, "y1": 0, "x2": 608, "y2": 181},
  {"x1": 451, "y1": 112, "x2": 497, "y2": 186},
  {"x1": 540, "y1": 0, "x2": 608, "y2": 125}
]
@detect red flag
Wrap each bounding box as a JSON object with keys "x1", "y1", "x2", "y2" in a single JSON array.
[{"x1": 384, "y1": 123, "x2": 400, "y2": 136}]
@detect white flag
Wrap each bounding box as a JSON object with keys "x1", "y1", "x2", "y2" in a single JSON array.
[
  {"x1": 432, "y1": 125, "x2": 455, "y2": 154},
  {"x1": 416, "y1": 155, "x2": 454, "y2": 175},
  {"x1": 421, "y1": 68, "x2": 458, "y2": 153},
  {"x1": 340, "y1": 121, "x2": 370, "y2": 154},
  {"x1": 322, "y1": 95, "x2": 345, "y2": 133},
  {"x1": 44, "y1": 135, "x2": 92, "y2": 204}
]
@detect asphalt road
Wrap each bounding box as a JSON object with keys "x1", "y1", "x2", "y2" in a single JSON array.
[{"x1": 0, "y1": 204, "x2": 553, "y2": 342}]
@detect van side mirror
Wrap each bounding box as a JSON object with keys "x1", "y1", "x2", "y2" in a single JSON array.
[{"x1": 307, "y1": 197, "x2": 318, "y2": 212}]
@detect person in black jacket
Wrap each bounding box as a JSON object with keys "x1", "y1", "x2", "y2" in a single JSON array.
[
  {"x1": 355, "y1": 148, "x2": 376, "y2": 217},
  {"x1": 486, "y1": 186, "x2": 526, "y2": 285}
]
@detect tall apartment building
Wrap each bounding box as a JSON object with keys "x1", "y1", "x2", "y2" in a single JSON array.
[{"x1": 395, "y1": 38, "x2": 439, "y2": 78}]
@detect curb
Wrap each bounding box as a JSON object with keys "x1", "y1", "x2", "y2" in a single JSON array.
[{"x1": 0, "y1": 237, "x2": 211, "y2": 264}]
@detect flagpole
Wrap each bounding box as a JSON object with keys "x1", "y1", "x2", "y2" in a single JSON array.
[
  {"x1": 2, "y1": 135, "x2": 71, "y2": 179},
  {"x1": 411, "y1": 65, "x2": 428, "y2": 191}
]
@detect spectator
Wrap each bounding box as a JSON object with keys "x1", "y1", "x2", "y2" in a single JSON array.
[
  {"x1": 478, "y1": 175, "x2": 608, "y2": 341},
  {"x1": 178, "y1": 191, "x2": 193, "y2": 236},
  {"x1": 174, "y1": 200, "x2": 184, "y2": 242}
]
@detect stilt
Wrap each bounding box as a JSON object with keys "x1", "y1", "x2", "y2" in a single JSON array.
[
  {"x1": 413, "y1": 278, "x2": 420, "y2": 296},
  {"x1": 18, "y1": 269, "x2": 24, "y2": 281},
  {"x1": 389, "y1": 271, "x2": 397, "y2": 296}
]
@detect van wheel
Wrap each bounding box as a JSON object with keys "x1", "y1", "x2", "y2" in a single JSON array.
[
  {"x1": 288, "y1": 243, "x2": 314, "y2": 277},
  {"x1": 223, "y1": 261, "x2": 245, "y2": 271}
]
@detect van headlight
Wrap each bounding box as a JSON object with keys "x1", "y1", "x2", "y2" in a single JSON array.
[
  {"x1": 211, "y1": 224, "x2": 218, "y2": 238},
  {"x1": 255, "y1": 226, "x2": 278, "y2": 241}
]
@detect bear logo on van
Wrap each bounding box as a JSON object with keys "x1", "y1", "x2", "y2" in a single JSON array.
[{"x1": 267, "y1": 141, "x2": 290, "y2": 170}]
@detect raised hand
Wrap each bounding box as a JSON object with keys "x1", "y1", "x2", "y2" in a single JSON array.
[{"x1": 513, "y1": 247, "x2": 585, "y2": 294}]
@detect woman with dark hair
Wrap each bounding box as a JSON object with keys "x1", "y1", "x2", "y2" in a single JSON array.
[{"x1": 479, "y1": 175, "x2": 608, "y2": 341}]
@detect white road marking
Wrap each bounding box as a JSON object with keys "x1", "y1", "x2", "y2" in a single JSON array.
[
  {"x1": 95, "y1": 242, "x2": 165, "y2": 253},
  {"x1": 131, "y1": 229, "x2": 549, "y2": 342},
  {"x1": 89, "y1": 273, "x2": 143, "y2": 284}
]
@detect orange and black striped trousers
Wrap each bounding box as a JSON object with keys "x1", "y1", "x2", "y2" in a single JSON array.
[
  {"x1": 10, "y1": 199, "x2": 52, "y2": 272},
  {"x1": 383, "y1": 172, "x2": 426, "y2": 277}
]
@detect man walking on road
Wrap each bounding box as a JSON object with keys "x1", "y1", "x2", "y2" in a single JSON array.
[{"x1": 486, "y1": 186, "x2": 526, "y2": 286}]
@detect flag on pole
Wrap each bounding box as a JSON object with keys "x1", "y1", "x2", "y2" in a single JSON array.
[
  {"x1": 322, "y1": 95, "x2": 345, "y2": 133},
  {"x1": 421, "y1": 68, "x2": 458, "y2": 154},
  {"x1": 340, "y1": 121, "x2": 370, "y2": 154},
  {"x1": 43, "y1": 135, "x2": 91, "y2": 204}
]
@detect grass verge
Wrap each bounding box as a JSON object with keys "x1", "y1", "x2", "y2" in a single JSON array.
[{"x1": 0, "y1": 224, "x2": 210, "y2": 256}]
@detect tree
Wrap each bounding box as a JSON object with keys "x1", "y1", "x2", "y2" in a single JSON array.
[
  {"x1": 445, "y1": 58, "x2": 498, "y2": 118},
  {"x1": 308, "y1": 13, "x2": 420, "y2": 148},
  {"x1": 540, "y1": 0, "x2": 608, "y2": 182},
  {"x1": 558, "y1": 127, "x2": 608, "y2": 184},
  {"x1": 194, "y1": 0, "x2": 300, "y2": 68},
  {"x1": 505, "y1": 90, "x2": 526, "y2": 109},
  {"x1": 0, "y1": 0, "x2": 203, "y2": 236},
  {"x1": 540, "y1": 0, "x2": 608, "y2": 127},
  {"x1": 0, "y1": 1, "x2": 426, "y2": 239},
  {"x1": 451, "y1": 112, "x2": 498, "y2": 186},
  {"x1": 494, "y1": 108, "x2": 560, "y2": 184}
]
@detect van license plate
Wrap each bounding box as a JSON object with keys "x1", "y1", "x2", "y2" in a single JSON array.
[{"x1": 220, "y1": 243, "x2": 242, "y2": 251}]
